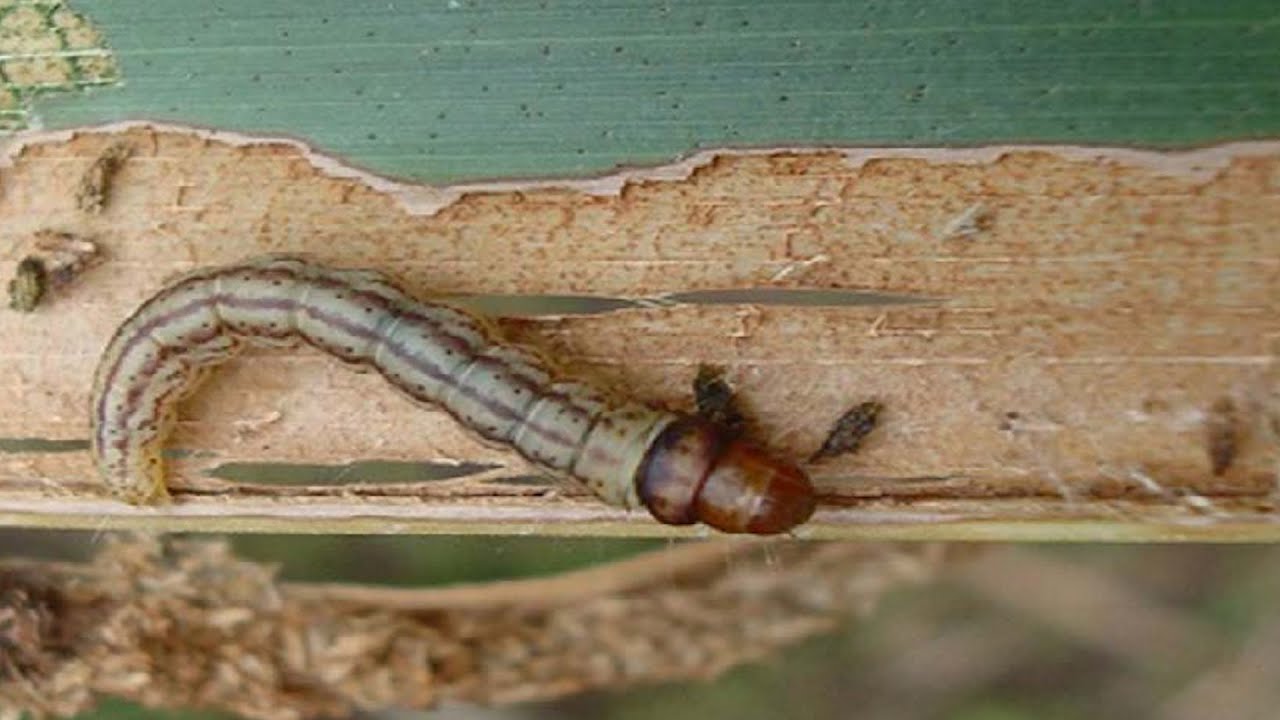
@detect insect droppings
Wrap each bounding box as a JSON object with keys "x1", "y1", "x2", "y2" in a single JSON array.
[
  {"x1": 76, "y1": 143, "x2": 132, "y2": 214},
  {"x1": 810, "y1": 400, "x2": 883, "y2": 462},
  {"x1": 692, "y1": 364, "x2": 746, "y2": 438},
  {"x1": 1206, "y1": 396, "x2": 1240, "y2": 476},
  {"x1": 8, "y1": 257, "x2": 47, "y2": 312}
]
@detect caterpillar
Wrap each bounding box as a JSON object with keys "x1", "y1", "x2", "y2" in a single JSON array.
[{"x1": 90, "y1": 256, "x2": 817, "y2": 534}]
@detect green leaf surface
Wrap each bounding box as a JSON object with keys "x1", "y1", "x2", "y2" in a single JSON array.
[{"x1": 26, "y1": 2, "x2": 1280, "y2": 182}]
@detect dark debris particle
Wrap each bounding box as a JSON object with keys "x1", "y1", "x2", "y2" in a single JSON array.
[
  {"x1": 692, "y1": 364, "x2": 746, "y2": 438},
  {"x1": 75, "y1": 142, "x2": 132, "y2": 214},
  {"x1": 810, "y1": 400, "x2": 884, "y2": 462},
  {"x1": 8, "y1": 257, "x2": 47, "y2": 312},
  {"x1": 1206, "y1": 396, "x2": 1240, "y2": 476}
]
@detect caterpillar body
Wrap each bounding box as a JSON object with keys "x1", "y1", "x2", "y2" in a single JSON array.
[{"x1": 90, "y1": 256, "x2": 816, "y2": 534}]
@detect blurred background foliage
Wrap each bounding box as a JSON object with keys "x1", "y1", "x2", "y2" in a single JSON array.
[{"x1": 3, "y1": 0, "x2": 1278, "y2": 718}]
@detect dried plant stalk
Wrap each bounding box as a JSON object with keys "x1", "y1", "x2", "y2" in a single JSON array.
[{"x1": 0, "y1": 536, "x2": 945, "y2": 719}]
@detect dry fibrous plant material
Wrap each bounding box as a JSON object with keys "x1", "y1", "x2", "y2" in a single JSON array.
[{"x1": 0, "y1": 536, "x2": 945, "y2": 719}]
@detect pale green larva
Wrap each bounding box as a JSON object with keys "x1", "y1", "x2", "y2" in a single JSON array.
[{"x1": 90, "y1": 256, "x2": 815, "y2": 534}]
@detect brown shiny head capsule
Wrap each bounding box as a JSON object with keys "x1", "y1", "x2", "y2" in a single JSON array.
[{"x1": 635, "y1": 416, "x2": 816, "y2": 534}]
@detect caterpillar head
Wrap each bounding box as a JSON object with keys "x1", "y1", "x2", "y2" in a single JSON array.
[{"x1": 634, "y1": 416, "x2": 816, "y2": 534}]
